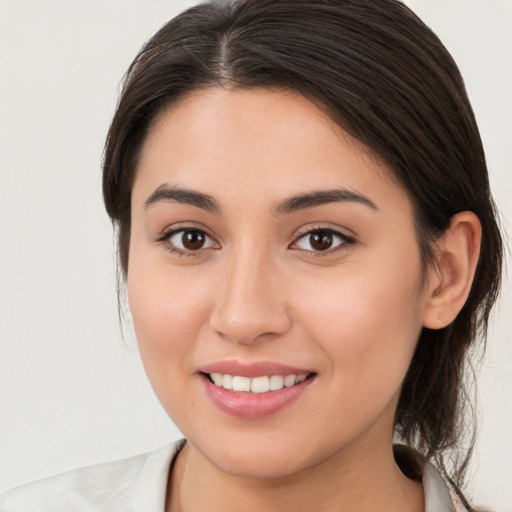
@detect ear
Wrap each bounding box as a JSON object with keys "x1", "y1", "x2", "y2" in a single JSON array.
[{"x1": 422, "y1": 211, "x2": 482, "y2": 329}]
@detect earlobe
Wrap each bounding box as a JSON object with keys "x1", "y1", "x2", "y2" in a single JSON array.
[{"x1": 422, "y1": 212, "x2": 482, "y2": 330}]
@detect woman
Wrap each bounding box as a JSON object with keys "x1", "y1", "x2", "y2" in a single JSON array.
[{"x1": 0, "y1": 0, "x2": 504, "y2": 510}]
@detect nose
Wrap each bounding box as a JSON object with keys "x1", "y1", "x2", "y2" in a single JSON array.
[{"x1": 208, "y1": 245, "x2": 292, "y2": 345}]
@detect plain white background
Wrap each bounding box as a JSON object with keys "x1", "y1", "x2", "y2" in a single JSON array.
[{"x1": 0, "y1": 0, "x2": 510, "y2": 510}]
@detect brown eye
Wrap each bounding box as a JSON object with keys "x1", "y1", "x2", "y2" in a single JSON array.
[
  {"x1": 293, "y1": 228, "x2": 354, "y2": 253},
  {"x1": 309, "y1": 231, "x2": 333, "y2": 251},
  {"x1": 166, "y1": 229, "x2": 217, "y2": 253},
  {"x1": 181, "y1": 230, "x2": 205, "y2": 250}
]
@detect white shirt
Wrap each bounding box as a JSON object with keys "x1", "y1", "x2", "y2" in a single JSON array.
[{"x1": 0, "y1": 440, "x2": 465, "y2": 511}]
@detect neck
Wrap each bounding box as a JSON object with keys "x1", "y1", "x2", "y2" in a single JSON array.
[{"x1": 168, "y1": 433, "x2": 424, "y2": 512}]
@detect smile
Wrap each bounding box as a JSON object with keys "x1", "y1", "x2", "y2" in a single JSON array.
[
  {"x1": 201, "y1": 369, "x2": 316, "y2": 419},
  {"x1": 207, "y1": 373, "x2": 309, "y2": 393}
]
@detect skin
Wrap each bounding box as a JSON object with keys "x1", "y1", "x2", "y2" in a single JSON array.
[{"x1": 127, "y1": 87, "x2": 481, "y2": 511}]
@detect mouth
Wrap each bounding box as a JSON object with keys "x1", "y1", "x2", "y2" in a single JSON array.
[
  {"x1": 202, "y1": 372, "x2": 315, "y2": 393},
  {"x1": 199, "y1": 367, "x2": 317, "y2": 419}
]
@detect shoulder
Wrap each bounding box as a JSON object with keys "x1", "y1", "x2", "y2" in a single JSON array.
[
  {"x1": 0, "y1": 440, "x2": 185, "y2": 512},
  {"x1": 422, "y1": 458, "x2": 468, "y2": 512},
  {"x1": 393, "y1": 444, "x2": 468, "y2": 512}
]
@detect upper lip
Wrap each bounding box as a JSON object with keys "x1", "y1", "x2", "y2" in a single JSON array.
[{"x1": 199, "y1": 360, "x2": 313, "y2": 378}]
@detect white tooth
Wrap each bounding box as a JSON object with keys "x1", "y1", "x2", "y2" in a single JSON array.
[
  {"x1": 284, "y1": 374, "x2": 296, "y2": 387},
  {"x1": 251, "y1": 376, "x2": 270, "y2": 393},
  {"x1": 211, "y1": 373, "x2": 223, "y2": 386},
  {"x1": 295, "y1": 374, "x2": 307, "y2": 384},
  {"x1": 269, "y1": 375, "x2": 284, "y2": 391},
  {"x1": 232, "y1": 376, "x2": 251, "y2": 392},
  {"x1": 222, "y1": 374, "x2": 233, "y2": 390}
]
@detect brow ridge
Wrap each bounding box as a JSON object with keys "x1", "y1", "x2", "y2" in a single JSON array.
[
  {"x1": 144, "y1": 185, "x2": 377, "y2": 215},
  {"x1": 144, "y1": 185, "x2": 221, "y2": 213},
  {"x1": 274, "y1": 188, "x2": 378, "y2": 214}
]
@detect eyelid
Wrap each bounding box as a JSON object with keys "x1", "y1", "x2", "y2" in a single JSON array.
[
  {"x1": 155, "y1": 224, "x2": 220, "y2": 256},
  {"x1": 289, "y1": 225, "x2": 356, "y2": 254},
  {"x1": 155, "y1": 221, "x2": 216, "y2": 241},
  {"x1": 153, "y1": 223, "x2": 355, "y2": 257}
]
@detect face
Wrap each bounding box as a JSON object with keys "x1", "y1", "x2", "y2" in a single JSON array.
[{"x1": 128, "y1": 88, "x2": 429, "y2": 478}]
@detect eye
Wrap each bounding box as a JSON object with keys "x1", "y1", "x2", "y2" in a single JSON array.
[
  {"x1": 161, "y1": 228, "x2": 218, "y2": 253},
  {"x1": 292, "y1": 228, "x2": 354, "y2": 253}
]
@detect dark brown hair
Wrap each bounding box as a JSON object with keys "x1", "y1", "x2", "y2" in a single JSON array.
[{"x1": 102, "y1": 0, "x2": 503, "y2": 506}]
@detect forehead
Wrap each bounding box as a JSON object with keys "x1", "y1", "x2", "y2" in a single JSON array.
[{"x1": 134, "y1": 87, "x2": 410, "y2": 213}]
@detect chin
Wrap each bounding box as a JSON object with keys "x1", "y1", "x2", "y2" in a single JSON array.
[
  {"x1": 190, "y1": 427, "x2": 336, "y2": 480},
  {"x1": 211, "y1": 449, "x2": 310, "y2": 479}
]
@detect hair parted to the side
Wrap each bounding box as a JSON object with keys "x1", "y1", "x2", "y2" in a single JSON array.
[{"x1": 102, "y1": 0, "x2": 503, "y2": 507}]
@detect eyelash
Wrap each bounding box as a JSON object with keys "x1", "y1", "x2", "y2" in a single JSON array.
[
  {"x1": 156, "y1": 226, "x2": 356, "y2": 257},
  {"x1": 155, "y1": 226, "x2": 219, "y2": 257},
  {"x1": 290, "y1": 227, "x2": 356, "y2": 256}
]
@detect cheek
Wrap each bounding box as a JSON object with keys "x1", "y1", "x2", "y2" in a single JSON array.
[
  {"x1": 127, "y1": 262, "x2": 219, "y2": 430},
  {"x1": 127, "y1": 263, "x2": 211, "y2": 374},
  {"x1": 295, "y1": 263, "x2": 425, "y2": 396}
]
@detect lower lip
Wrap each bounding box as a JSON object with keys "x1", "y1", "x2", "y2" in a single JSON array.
[{"x1": 201, "y1": 375, "x2": 314, "y2": 419}]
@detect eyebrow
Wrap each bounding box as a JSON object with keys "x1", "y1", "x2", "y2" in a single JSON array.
[
  {"x1": 274, "y1": 188, "x2": 378, "y2": 214},
  {"x1": 144, "y1": 185, "x2": 221, "y2": 213},
  {"x1": 144, "y1": 184, "x2": 377, "y2": 215}
]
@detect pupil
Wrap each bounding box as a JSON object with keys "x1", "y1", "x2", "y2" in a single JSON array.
[
  {"x1": 182, "y1": 230, "x2": 205, "y2": 250},
  {"x1": 311, "y1": 231, "x2": 332, "y2": 251}
]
